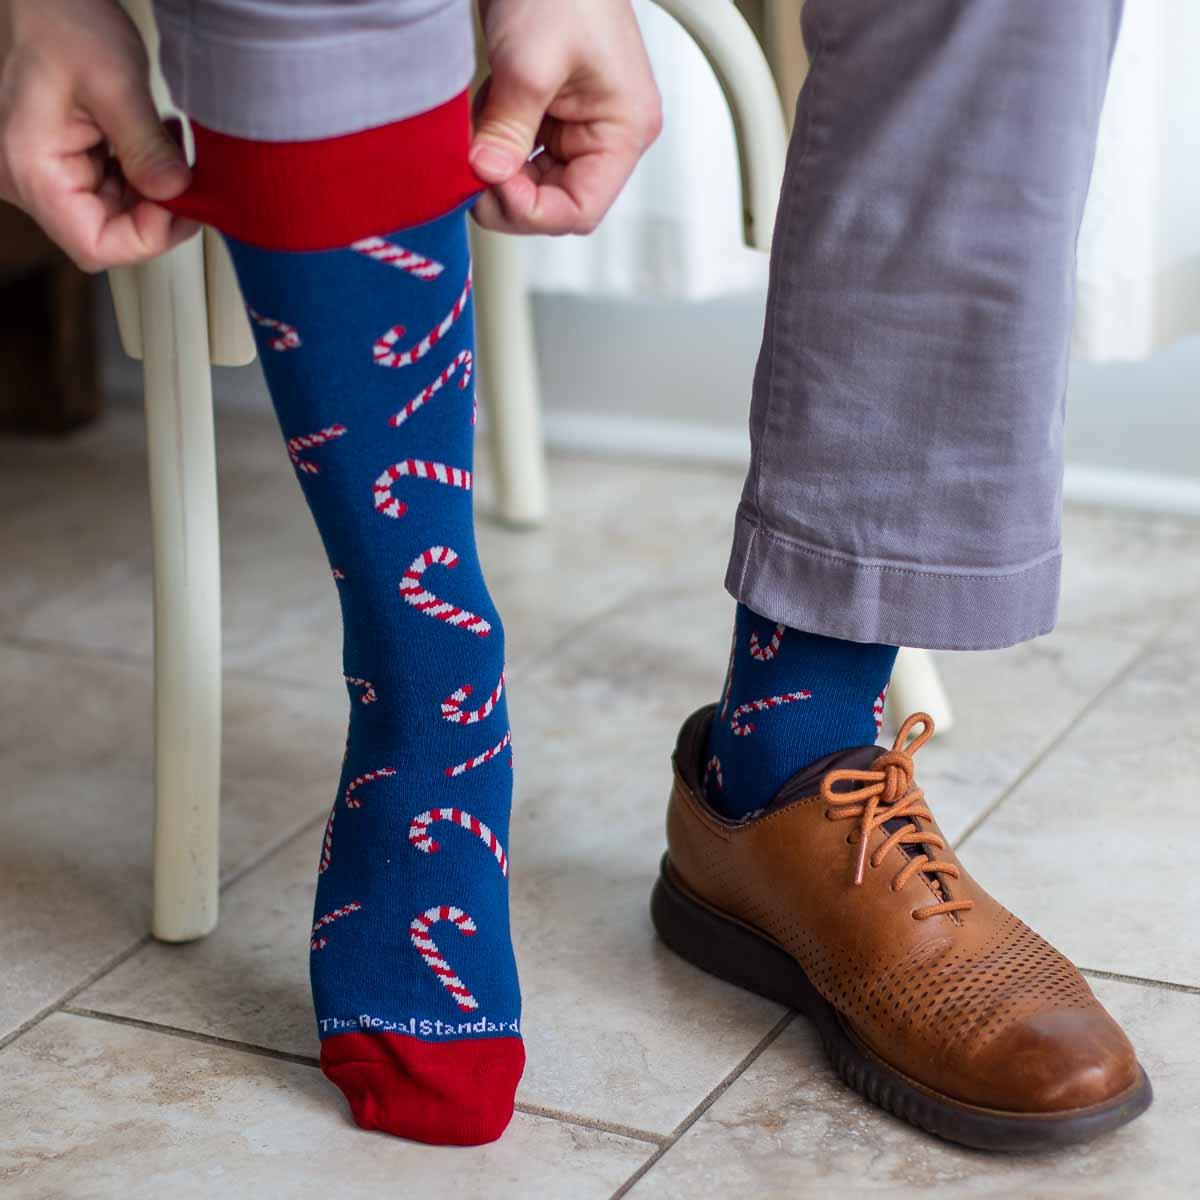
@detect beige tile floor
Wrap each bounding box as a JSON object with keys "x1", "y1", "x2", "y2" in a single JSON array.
[{"x1": 2, "y1": 390, "x2": 1199, "y2": 1198}]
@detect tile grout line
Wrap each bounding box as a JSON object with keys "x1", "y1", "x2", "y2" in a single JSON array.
[
  {"x1": 608, "y1": 1010, "x2": 796, "y2": 1200},
  {"x1": 60, "y1": 1006, "x2": 324, "y2": 1069},
  {"x1": 953, "y1": 607, "x2": 1179, "y2": 853},
  {"x1": 0, "y1": 934, "x2": 151, "y2": 1054},
  {"x1": 57, "y1": 1005, "x2": 670, "y2": 1147},
  {"x1": 0, "y1": 810, "x2": 329, "y2": 1058},
  {"x1": 1080, "y1": 966, "x2": 1200, "y2": 996},
  {"x1": 217, "y1": 806, "x2": 329, "y2": 894},
  {"x1": 511, "y1": 1103, "x2": 667, "y2": 1148}
]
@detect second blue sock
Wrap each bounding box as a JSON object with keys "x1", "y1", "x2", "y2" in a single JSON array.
[{"x1": 706, "y1": 605, "x2": 898, "y2": 818}]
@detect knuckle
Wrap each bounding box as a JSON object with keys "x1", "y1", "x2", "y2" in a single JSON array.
[
  {"x1": 499, "y1": 59, "x2": 559, "y2": 104},
  {"x1": 88, "y1": 71, "x2": 136, "y2": 111},
  {"x1": 70, "y1": 249, "x2": 103, "y2": 275},
  {"x1": 641, "y1": 102, "x2": 665, "y2": 147}
]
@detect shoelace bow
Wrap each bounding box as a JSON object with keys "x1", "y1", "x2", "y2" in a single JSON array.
[{"x1": 820, "y1": 712, "x2": 974, "y2": 921}]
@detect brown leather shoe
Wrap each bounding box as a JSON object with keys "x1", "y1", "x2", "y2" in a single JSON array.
[{"x1": 651, "y1": 706, "x2": 1152, "y2": 1150}]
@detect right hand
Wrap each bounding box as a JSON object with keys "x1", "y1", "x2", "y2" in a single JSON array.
[{"x1": 0, "y1": 0, "x2": 198, "y2": 272}]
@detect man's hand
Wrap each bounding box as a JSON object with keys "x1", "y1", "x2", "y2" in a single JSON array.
[
  {"x1": 471, "y1": 0, "x2": 661, "y2": 236},
  {"x1": 0, "y1": 0, "x2": 197, "y2": 272}
]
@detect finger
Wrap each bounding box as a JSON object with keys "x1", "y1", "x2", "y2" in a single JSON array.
[
  {"x1": 473, "y1": 139, "x2": 638, "y2": 236},
  {"x1": 31, "y1": 173, "x2": 198, "y2": 271},
  {"x1": 82, "y1": 73, "x2": 190, "y2": 201},
  {"x1": 469, "y1": 62, "x2": 558, "y2": 185}
]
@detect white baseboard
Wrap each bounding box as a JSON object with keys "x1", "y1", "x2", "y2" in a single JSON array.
[
  {"x1": 1061, "y1": 463, "x2": 1200, "y2": 517},
  {"x1": 541, "y1": 410, "x2": 1200, "y2": 518}
]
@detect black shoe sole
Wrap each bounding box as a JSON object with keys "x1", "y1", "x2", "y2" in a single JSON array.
[{"x1": 650, "y1": 855, "x2": 1153, "y2": 1152}]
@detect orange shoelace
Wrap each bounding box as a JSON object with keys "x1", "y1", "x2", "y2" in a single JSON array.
[{"x1": 820, "y1": 713, "x2": 974, "y2": 921}]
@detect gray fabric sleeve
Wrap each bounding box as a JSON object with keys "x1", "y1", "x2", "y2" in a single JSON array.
[
  {"x1": 152, "y1": 0, "x2": 475, "y2": 140},
  {"x1": 728, "y1": 0, "x2": 1123, "y2": 650}
]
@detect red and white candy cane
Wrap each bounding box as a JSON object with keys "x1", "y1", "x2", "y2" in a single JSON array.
[
  {"x1": 730, "y1": 690, "x2": 812, "y2": 737},
  {"x1": 311, "y1": 901, "x2": 362, "y2": 951},
  {"x1": 410, "y1": 905, "x2": 479, "y2": 1011},
  {"x1": 873, "y1": 683, "x2": 889, "y2": 735},
  {"x1": 345, "y1": 675, "x2": 377, "y2": 704},
  {"x1": 288, "y1": 424, "x2": 347, "y2": 474},
  {"x1": 373, "y1": 459, "x2": 472, "y2": 520},
  {"x1": 399, "y1": 546, "x2": 491, "y2": 637},
  {"x1": 408, "y1": 808, "x2": 508, "y2": 877},
  {"x1": 445, "y1": 730, "x2": 512, "y2": 778},
  {"x1": 247, "y1": 306, "x2": 301, "y2": 351},
  {"x1": 704, "y1": 755, "x2": 723, "y2": 791},
  {"x1": 388, "y1": 350, "x2": 473, "y2": 429},
  {"x1": 441, "y1": 669, "x2": 504, "y2": 726},
  {"x1": 332, "y1": 567, "x2": 346, "y2": 581},
  {"x1": 319, "y1": 803, "x2": 336, "y2": 874},
  {"x1": 350, "y1": 235, "x2": 444, "y2": 281},
  {"x1": 344, "y1": 766, "x2": 397, "y2": 809},
  {"x1": 749, "y1": 623, "x2": 785, "y2": 662},
  {"x1": 373, "y1": 274, "x2": 472, "y2": 369}
]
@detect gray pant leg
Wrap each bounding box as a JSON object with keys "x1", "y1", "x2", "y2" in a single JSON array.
[
  {"x1": 728, "y1": 0, "x2": 1122, "y2": 651},
  {"x1": 152, "y1": 0, "x2": 474, "y2": 139}
]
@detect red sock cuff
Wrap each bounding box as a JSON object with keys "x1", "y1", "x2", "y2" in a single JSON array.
[{"x1": 163, "y1": 90, "x2": 484, "y2": 251}]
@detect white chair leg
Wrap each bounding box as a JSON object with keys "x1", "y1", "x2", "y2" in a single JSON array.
[
  {"x1": 139, "y1": 233, "x2": 223, "y2": 942},
  {"x1": 887, "y1": 647, "x2": 956, "y2": 734},
  {"x1": 650, "y1": 0, "x2": 789, "y2": 251},
  {"x1": 469, "y1": 224, "x2": 549, "y2": 528}
]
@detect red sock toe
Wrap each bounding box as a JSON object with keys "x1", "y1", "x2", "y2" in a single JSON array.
[{"x1": 320, "y1": 1031, "x2": 525, "y2": 1145}]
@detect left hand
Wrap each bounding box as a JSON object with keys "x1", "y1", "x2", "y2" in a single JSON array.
[{"x1": 470, "y1": 0, "x2": 662, "y2": 235}]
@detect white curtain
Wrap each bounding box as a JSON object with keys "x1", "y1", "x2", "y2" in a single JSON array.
[
  {"x1": 522, "y1": 0, "x2": 1200, "y2": 363},
  {"x1": 1073, "y1": 0, "x2": 1200, "y2": 361},
  {"x1": 519, "y1": 0, "x2": 767, "y2": 301}
]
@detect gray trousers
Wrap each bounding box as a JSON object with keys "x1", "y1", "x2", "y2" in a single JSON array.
[{"x1": 154, "y1": 0, "x2": 1123, "y2": 651}]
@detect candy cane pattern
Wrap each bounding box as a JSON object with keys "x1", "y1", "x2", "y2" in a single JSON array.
[
  {"x1": 247, "y1": 306, "x2": 301, "y2": 351},
  {"x1": 408, "y1": 808, "x2": 508, "y2": 877},
  {"x1": 873, "y1": 683, "x2": 889, "y2": 735},
  {"x1": 399, "y1": 546, "x2": 492, "y2": 636},
  {"x1": 332, "y1": 567, "x2": 346, "y2": 581},
  {"x1": 350, "y1": 235, "x2": 444, "y2": 281},
  {"x1": 344, "y1": 766, "x2": 397, "y2": 809},
  {"x1": 704, "y1": 755, "x2": 723, "y2": 791},
  {"x1": 373, "y1": 459, "x2": 472, "y2": 519},
  {"x1": 288, "y1": 424, "x2": 347, "y2": 474},
  {"x1": 749, "y1": 623, "x2": 785, "y2": 662},
  {"x1": 441, "y1": 670, "x2": 504, "y2": 726},
  {"x1": 410, "y1": 905, "x2": 479, "y2": 1011},
  {"x1": 388, "y1": 350, "x2": 473, "y2": 429},
  {"x1": 730, "y1": 690, "x2": 812, "y2": 737},
  {"x1": 311, "y1": 901, "x2": 362, "y2": 951},
  {"x1": 373, "y1": 274, "x2": 472, "y2": 369},
  {"x1": 445, "y1": 730, "x2": 512, "y2": 778},
  {"x1": 319, "y1": 803, "x2": 336, "y2": 875},
  {"x1": 345, "y1": 675, "x2": 378, "y2": 704}
]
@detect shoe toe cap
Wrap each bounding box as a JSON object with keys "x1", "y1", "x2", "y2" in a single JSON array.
[{"x1": 972, "y1": 1008, "x2": 1142, "y2": 1113}]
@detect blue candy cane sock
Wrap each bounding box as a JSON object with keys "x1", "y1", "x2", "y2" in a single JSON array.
[
  {"x1": 179, "y1": 97, "x2": 524, "y2": 1145},
  {"x1": 706, "y1": 604, "x2": 898, "y2": 818}
]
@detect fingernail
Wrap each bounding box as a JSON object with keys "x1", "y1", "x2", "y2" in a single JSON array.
[{"x1": 470, "y1": 144, "x2": 514, "y2": 181}]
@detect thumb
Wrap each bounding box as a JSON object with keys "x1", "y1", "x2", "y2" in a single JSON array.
[
  {"x1": 469, "y1": 68, "x2": 555, "y2": 184},
  {"x1": 87, "y1": 78, "x2": 190, "y2": 202}
]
